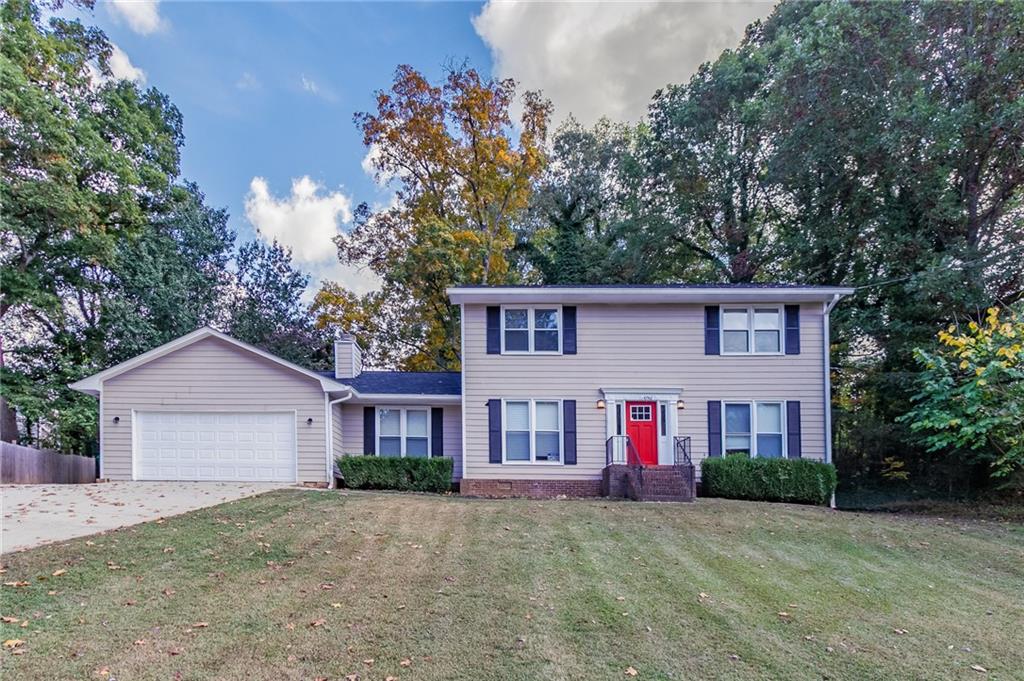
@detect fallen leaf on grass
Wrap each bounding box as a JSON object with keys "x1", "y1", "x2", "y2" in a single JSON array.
[
  {"x1": 971, "y1": 665, "x2": 987, "y2": 673},
  {"x1": 3, "y1": 582, "x2": 29, "y2": 588},
  {"x1": 892, "y1": 628, "x2": 908, "y2": 635},
  {"x1": 52, "y1": 569, "x2": 67, "y2": 577},
  {"x1": 94, "y1": 666, "x2": 110, "y2": 677},
  {"x1": 133, "y1": 640, "x2": 147, "y2": 646},
  {"x1": 3, "y1": 639, "x2": 25, "y2": 649},
  {"x1": 162, "y1": 588, "x2": 176, "y2": 597},
  {"x1": 331, "y1": 603, "x2": 342, "y2": 608},
  {"x1": 191, "y1": 622, "x2": 209, "y2": 629},
  {"x1": 363, "y1": 658, "x2": 374, "y2": 666},
  {"x1": 777, "y1": 612, "x2": 791, "y2": 620},
  {"x1": 345, "y1": 674, "x2": 359, "y2": 681},
  {"x1": 400, "y1": 658, "x2": 412, "y2": 667},
  {"x1": 167, "y1": 647, "x2": 183, "y2": 656},
  {"x1": 1, "y1": 616, "x2": 19, "y2": 624},
  {"x1": 163, "y1": 547, "x2": 175, "y2": 554},
  {"x1": 625, "y1": 666, "x2": 638, "y2": 677},
  {"x1": 309, "y1": 618, "x2": 326, "y2": 628}
]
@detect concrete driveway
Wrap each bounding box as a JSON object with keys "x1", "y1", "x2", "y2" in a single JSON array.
[{"x1": 1, "y1": 481, "x2": 290, "y2": 553}]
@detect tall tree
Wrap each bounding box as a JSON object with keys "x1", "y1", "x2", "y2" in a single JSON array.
[
  {"x1": 227, "y1": 240, "x2": 328, "y2": 369},
  {"x1": 330, "y1": 64, "x2": 551, "y2": 369},
  {"x1": 646, "y1": 42, "x2": 781, "y2": 283},
  {"x1": 518, "y1": 118, "x2": 666, "y2": 284}
]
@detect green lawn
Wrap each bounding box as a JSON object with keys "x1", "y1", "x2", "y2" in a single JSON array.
[{"x1": 2, "y1": 491, "x2": 1022, "y2": 680}]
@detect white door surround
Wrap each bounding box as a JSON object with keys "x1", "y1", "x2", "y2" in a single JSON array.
[{"x1": 600, "y1": 388, "x2": 683, "y2": 465}]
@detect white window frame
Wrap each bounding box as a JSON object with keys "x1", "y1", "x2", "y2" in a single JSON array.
[
  {"x1": 501, "y1": 398, "x2": 563, "y2": 464},
  {"x1": 376, "y1": 406, "x2": 431, "y2": 458},
  {"x1": 720, "y1": 306, "x2": 784, "y2": 356},
  {"x1": 500, "y1": 305, "x2": 563, "y2": 355},
  {"x1": 721, "y1": 400, "x2": 787, "y2": 458}
]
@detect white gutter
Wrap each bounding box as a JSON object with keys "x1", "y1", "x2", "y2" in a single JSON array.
[
  {"x1": 823, "y1": 293, "x2": 842, "y2": 509},
  {"x1": 326, "y1": 391, "x2": 354, "y2": 488}
]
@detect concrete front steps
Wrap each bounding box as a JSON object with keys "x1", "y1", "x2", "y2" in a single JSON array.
[{"x1": 602, "y1": 464, "x2": 696, "y2": 502}]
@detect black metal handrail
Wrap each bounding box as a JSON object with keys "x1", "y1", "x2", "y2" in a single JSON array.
[
  {"x1": 605, "y1": 435, "x2": 641, "y2": 467},
  {"x1": 673, "y1": 436, "x2": 692, "y2": 465}
]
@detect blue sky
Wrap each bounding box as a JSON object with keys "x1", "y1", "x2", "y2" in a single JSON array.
[{"x1": 83, "y1": 1, "x2": 772, "y2": 294}]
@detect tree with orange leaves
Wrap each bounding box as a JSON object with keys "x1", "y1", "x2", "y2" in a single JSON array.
[{"x1": 316, "y1": 64, "x2": 550, "y2": 370}]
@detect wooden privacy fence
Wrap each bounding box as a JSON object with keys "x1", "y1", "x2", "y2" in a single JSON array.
[{"x1": 1, "y1": 442, "x2": 97, "y2": 484}]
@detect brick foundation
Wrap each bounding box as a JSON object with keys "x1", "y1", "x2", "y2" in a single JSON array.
[{"x1": 460, "y1": 478, "x2": 603, "y2": 499}]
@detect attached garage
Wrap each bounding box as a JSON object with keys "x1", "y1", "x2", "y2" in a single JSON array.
[
  {"x1": 70, "y1": 328, "x2": 352, "y2": 486},
  {"x1": 135, "y1": 411, "x2": 296, "y2": 482}
]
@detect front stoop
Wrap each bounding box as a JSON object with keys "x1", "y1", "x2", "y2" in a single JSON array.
[{"x1": 602, "y1": 464, "x2": 696, "y2": 502}]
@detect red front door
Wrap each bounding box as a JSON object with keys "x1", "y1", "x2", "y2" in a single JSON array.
[{"x1": 625, "y1": 401, "x2": 658, "y2": 466}]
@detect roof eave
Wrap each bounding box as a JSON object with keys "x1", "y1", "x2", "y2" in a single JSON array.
[{"x1": 446, "y1": 286, "x2": 856, "y2": 305}]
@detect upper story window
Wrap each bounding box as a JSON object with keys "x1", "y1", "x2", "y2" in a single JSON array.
[
  {"x1": 377, "y1": 407, "x2": 430, "y2": 458},
  {"x1": 724, "y1": 401, "x2": 784, "y2": 458},
  {"x1": 722, "y1": 307, "x2": 782, "y2": 354},
  {"x1": 502, "y1": 307, "x2": 561, "y2": 354}
]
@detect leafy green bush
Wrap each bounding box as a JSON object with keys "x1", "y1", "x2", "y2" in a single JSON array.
[
  {"x1": 702, "y1": 456, "x2": 837, "y2": 505},
  {"x1": 336, "y1": 455, "x2": 453, "y2": 493}
]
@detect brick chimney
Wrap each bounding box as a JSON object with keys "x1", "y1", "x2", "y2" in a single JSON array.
[{"x1": 334, "y1": 333, "x2": 363, "y2": 380}]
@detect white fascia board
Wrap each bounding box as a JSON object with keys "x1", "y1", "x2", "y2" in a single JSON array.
[
  {"x1": 346, "y1": 393, "x2": 461, "y2": 405},
  {"x1": 447, "y1": 287, "x2": 856, "y2": 305},
  {"x1": 68, "y1": 327, "x2": 352, "y2": 394}
]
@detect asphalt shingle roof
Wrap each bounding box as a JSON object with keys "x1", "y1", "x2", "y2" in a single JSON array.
[{"x1": 318, "y1": 370, "x2": 461, "y2": 396}]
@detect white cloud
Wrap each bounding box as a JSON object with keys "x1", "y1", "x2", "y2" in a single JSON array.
[
  {"x1": 236, "y1": 72, "x2": 261, "y2": 91},
  {"x1": 300, "y1": 74, "x2": 339, "y2": 103},
  {"x1": 87, "y1": 43, "x2": 145, "y2": 85},
  {"x1": 108, "y1": 43, "x2": 146, "y2": 83},
  {"x1": 360, "y1": 144, "x2": 398, "y2": 188},
  {"x1": 106, "y1": 0, "x2": 166, "y2": 35},
  {"x1": 244, "y1": 176, "x2": 380, "y2": 295},
  {"x1": 245, "y1": 176, "x2": 352, "y2": 262},
  {"x1": 472, "y1": 1, "x2": 774, "y2": 125}
]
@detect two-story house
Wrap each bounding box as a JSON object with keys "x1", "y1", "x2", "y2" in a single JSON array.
[{"x1": 71, "y1": 284, "x2": 852, "y2": 499}]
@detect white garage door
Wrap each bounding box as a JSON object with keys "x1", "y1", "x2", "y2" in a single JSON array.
[{"x1": 135, "y1": 411, "x2": 296, "y2": 482}]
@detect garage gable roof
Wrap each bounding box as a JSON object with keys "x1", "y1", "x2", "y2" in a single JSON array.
[{"x1": 69, "y1": 327, "x2": 352, "y2": 395}]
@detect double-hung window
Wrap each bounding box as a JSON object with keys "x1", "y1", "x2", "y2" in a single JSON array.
[
  {"x1": 503, "y1": 399, "x2": 562, "y2": 463},
  {"x1": 377, "y1": 407, "x2": 430, "y2": 458},
  {"x1": 502, "y1": 307, "x2": 560, "y2": 353},
  {"x1": 723, "y1": 402, "x2": 785, "y2": 458},
  {"x1": 721, "y1": 307, "x2": 782, "y2": 354}
]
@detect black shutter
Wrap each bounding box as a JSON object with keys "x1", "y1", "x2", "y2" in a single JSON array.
[
  {"x1": 487, "y1": 399, "x2": 502, "y2": 463},
  {"x1": 785, "y1": 305, "x2": 801, "y2": 355},
  {"x1": 707, "y1": 401, "x2": 722, "y2": 458},
  {"x1": 486, "y1": 306, "x2": 501, "y2": 354},
  {"x1": 363, "y1": 406, "x2": 375, "y2": 455},
  {"x1": 563, "y1": 400, "x2": 577, "y2": 465},
  {"x1": 704, "y1": 306, "x2": 721, "y2": 355},
  {"x1": 562, "y1": 306, "x2": 577, "y2": 355},
  {"x1": 786, "y1": 401, "x2": 802, "y2": 458},
  {"x1": 431, "y1": 407, "x2": 444, "y2": 457}
]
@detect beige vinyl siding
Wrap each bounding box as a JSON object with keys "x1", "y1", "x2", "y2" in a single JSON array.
[
  {"x1": 101, "y1": 337, "x2": 329, "y2": 482},
  {"x1": 332, "y1": 402, "x2": 344, "y2": 460},
  {"x1": 339, "y1": 403, "x2": 463, "y2": 480},
  {"x1": 462, "y1": 302, "x2": 826, "y2": 481}
]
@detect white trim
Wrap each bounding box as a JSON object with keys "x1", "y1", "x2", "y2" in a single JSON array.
[
  {"x1": 460, "y1": 303, "x2": 467, "y2": 481},
  {"x1": 376, "y1": 406, "x2": 432, "y2": 458},
  {"x1": 347, "y1": 394, "x2": 460, "y2": 405},
  {"x1": 69, "y1": 326, "x2": 352, "y2": 394},
  {"x1": 98, "y1": 389, "x2": 105, "y2": 480},
  {"x1": 720, "y1": 306, "x2": 784, "y2": 356},
  {"x1": 448, "y1": 286, "x2": 855, "y2": 305},
  {"x1": 500, "y1": 398, "x2": 564, "y2": 465},
  {"x1": 499, "y1": 304, "x2": 562, "y2": 355},
  {"x1": 326, "y1": 393, "x2": 353, "y2": 488},
  {"x1": 130, "y1": 408, "x2": 137, "y2": 481},
  {"x1": 720, "y1": 401, "x2": 787, "y2": 459}
]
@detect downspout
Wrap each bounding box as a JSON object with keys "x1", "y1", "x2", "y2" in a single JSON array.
[
  {"x1": 326, "y1": 391, "x2": 354, "y2": 488},
  {"x1": 823, "y1": 293, "x2": 842, "y2": 509}
]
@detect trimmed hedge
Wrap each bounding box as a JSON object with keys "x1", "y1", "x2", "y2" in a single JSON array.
[
  {"x1": 336, "y1": 455, "x2": 453, "y2": 493},
  {"x1": 702, "y1": 455, "x2": 837, "y2": 505}
]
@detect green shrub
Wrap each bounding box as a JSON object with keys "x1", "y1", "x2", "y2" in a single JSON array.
[
  {"x1": 336, "y1": 455, "x2": 453, "y2": 493},
  {"x1": 702, "y1": 455, "x2": 837, "y2": 505}
]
